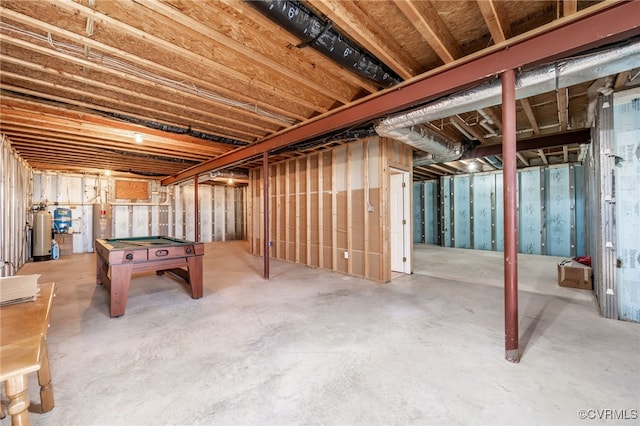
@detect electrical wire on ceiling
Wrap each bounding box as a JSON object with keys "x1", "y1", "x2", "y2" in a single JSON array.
[{"x1": 1, "y1": 22, "x2": 298, "y2": 126}]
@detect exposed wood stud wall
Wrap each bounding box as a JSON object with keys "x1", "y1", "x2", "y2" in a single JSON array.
[{"x1": 249, "y1": 138, "x2": 412, "y2": 282}]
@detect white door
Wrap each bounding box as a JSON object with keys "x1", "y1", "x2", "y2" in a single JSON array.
[{"x1": 390, "y1": 171, "x2": 411, "y2": 273}]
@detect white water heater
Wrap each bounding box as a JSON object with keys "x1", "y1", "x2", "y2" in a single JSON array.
[
  {"x1": 92, "y1": 203, "x2": 112, "y2": 247},
  {"x1": 33, "y1": 210, "x2": 52, "y2": 261}
]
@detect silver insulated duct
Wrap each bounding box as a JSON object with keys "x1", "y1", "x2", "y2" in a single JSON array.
[{"x1": 375, "y1": 39, "x2": 640, "y2": 160}]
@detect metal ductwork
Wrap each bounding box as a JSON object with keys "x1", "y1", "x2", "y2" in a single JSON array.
[
  {"x1": 393, "y1": 125, "x2": 463, "y2": 166},
  {"x1": 248, "y1": 0, "x2": 401, "y2": 88},
  {"x1": 375, "y1": 39, "x2": 640, "y2": 162}
]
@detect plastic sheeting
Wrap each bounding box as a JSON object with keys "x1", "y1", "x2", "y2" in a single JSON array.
[
  {"x1": 614, "y1": 88, "x2": 640, "y2": 322},
  {"x1": 414, "y1": 163, "x2": 585, "y2": 257}
]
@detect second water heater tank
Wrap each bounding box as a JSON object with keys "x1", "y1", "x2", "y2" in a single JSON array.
[{"x1": 92, "y1": 203, "x2": 112, "y2": 247}]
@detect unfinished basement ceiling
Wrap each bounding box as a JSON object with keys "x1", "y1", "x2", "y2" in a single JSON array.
[{"x1": 0, "y1": 0, "x2": 638, "y2": 181}]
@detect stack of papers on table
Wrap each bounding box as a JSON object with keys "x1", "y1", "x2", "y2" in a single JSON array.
[{"x1": 0, "y1": 274, "x2": 40, "y2": 306}]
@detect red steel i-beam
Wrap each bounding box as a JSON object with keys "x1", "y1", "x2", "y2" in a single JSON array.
[
  {"x1": 161, "y1": 1, "x2": 639, "y2": 186},
  {"x1": 502, "y1": 69, "x2": 519, "y2": 363},
  {"x1": 263, "y1": 152, "x2": 270, "y2": 280}
]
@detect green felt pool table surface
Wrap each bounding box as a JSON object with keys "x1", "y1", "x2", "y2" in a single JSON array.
[{"x1": 102, "y1": 236, "x2": 195, "y2": 249}]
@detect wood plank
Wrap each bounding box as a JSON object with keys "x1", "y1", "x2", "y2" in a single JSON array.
[
  {"x1": 0, "y1": 54, "x2": 277, "y2": 136},
  {"x1": 520, "y1": 98, "x2": 540, "y2": 134},
  {"x1": 363, "y1": 140, "x2": 370, "y2": 279},
  {"x1": 317, "y1": 153, "x2": 324, "y2": 268},
  {"x1": 347, "y1": 144, "x2": 353, "y2": 275},
  {"x1": 135, "y1": 0, "x2": 356, "y2": 105},
  {"x1": 0, "y1": 6, "x2": 309, "y2": 123},
  {"x1": 331, "y1": 149, "x2": 338, "y2": 272},
  {"x1": 396, "y1": 0, "x2": 462, "y2": 63},
  {"x1": 476, "y1": 0, "x2": 511, "y2": 43},
  {"x1": 557, "y1": 88, "x2": 569, "y2": 131},
  {"x1": 46, "y1": 0, "x2": 332, "y2": 114}
]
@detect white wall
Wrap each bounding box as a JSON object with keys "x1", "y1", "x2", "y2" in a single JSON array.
[{"x1": 30, "y1": 173, "x2": 246, "y2": 254}]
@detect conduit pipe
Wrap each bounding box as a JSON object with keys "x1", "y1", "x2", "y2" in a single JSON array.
[
  {"x1": 249, "y1": 0, "x2": 401, "y2": 87},
  {"x1": 375, "y1": 39, "x2": 640, "y2": 158}
]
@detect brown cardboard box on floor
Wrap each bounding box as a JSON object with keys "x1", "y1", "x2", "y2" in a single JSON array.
[
  {"x1": 557, "y1": 260, "x2": 592, "y2": 290},
  {"x1": 54, "y1": 233, "x2": 73, "y2": 256}
]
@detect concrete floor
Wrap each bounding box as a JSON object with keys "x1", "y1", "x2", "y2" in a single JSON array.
[{"x1": 3, "y1": 241, "x2": 639, "y2": 425}]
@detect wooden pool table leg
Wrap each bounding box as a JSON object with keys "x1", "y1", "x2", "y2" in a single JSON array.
[
  {"x1": 96, "y1": 253, "x2": 105, "y2": 285},
  {"x1": 186, "y1": 256, "x2": 203, "y2": 299},
  {"x1": 5, "y1": 375, "x2": 30, "y2": 426},
  {"x1": 37, "y1": 341, "x2": 54, "y2": 413},
  {"x1": 109, "y1": 264, "x2": 133, "y2": 317}
]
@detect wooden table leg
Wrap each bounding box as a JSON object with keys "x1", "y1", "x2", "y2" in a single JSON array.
[
  {"x1": 109, "y1": 263, "x2": 133, "y2": 317},
  {"x1": 37, "y1": 341, "x2": 54, "y2": 412},
  {"x1": 96, "y1": 253, "x2": 105, "y2": 285},
  {"x1": 186, "y1": 256, "x2": 203, "y2": 299},
  {"x1": 5, "y1": 375, "x2": 30, "y2": 426}
]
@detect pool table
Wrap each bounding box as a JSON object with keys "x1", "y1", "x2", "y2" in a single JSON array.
[{"x1": 95, "y1": 236, "x2": 204, "y2": 317}]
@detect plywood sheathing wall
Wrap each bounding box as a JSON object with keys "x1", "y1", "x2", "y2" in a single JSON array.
[{"x1": 248, "y1": 137, "x2": 413, "y2": 283}]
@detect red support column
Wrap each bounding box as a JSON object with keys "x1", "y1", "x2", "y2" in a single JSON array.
[
  {"x1": 263, "y1": 152, "x2": 270, "y2": 280},
  {"x1": 502, "y1": 69, "x2": 519, "y2": 363},
  {"x1": 194, "y1": 174, "x2": 199, "y2": 242}
]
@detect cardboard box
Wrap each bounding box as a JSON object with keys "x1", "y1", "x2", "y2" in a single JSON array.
[
  {"x1": 55, "y1": 234, "x2": 73, "y2": 256},
  {"x1": 557, "y1": 260, "x2": 592, "y2": 290}
]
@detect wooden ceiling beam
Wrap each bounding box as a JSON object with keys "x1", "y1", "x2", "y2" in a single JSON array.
[
  {"x1": 556, "y1": 88, "x2": 569, "y2": 131},
  {"x1": 482, "y1": 107, "x2": 503, "y2": 131},
  {"x1": 1, "y1": 96, "x2": 240, "y2": 152},
  {"x1": 26, "y1": 162, "x2": 165, "y2": 178},
  {"x1": 0, "y1": 84, "x2": 250, "y2": 152},
  {"x1": 451, "y1": 116, "x2": 488, "y2": 144},
  {"x1": 0, "y1": 5, "x2": 311, "y2": 122},
  {"x1": 0, "y1": 34, "x2": 290, "y2": 131},
  {"x1": 519, "y1": 98, "x2": 540, "y2": 135},
  {"x1": 461, "y1": 129, "x2": 590, "y2": 159},
  {"x1": 3, "y1": 131, "x2": 210, "y2": 162},
  {"x1": 428, "y1": 163, "x2": 459, "y2": 175},
  {"x1": 396, "y1": 0, "x2": 462, "y2": 63},
  {"x1": 219, "y1": 0, "x2": 375, "y2": 93},
  {"x1": 413, "y1": 166, "x2": 440, "y2": 179},
  {"x1": 1, "y1": 54, "x2": 280, "y2": 136},
  {"x1": 0, "y1": 120, "x2": 218, "y2": 160},
  {"x1": 538, "y1": 149, "x2": 548, "y2": 165},
  {"x1": 46, "y1": 0, "x2": 335, "y2": 112},
  {"x1": 0, "y1": 72, "x2": 262, "y2": 141},
  {"x1": 564, "y1": 0, "x2": 578, "y2": 17},
  {"x1": 134, "y1": 0, "x2": 363, "y2": 103},
  {"x1": 476, "y1": 0, "x2": 512, "y2": 43},
  {"x1": 162, "y1": 2, "x2": 640, "y2": 185},
  {"x1": 516, "y1": 152, "x2": 530, "y2": 167},
  {"x1": 13, "y1": 148, "x2": 185, "y2": 174},
  {"x1": 614, "y1": 71, "x2": 631, "y2": 91},
  {"x1": 476, "y1": 158, "x2": 496, "y2": 171},
  {"x1": 14, "y1": 146, "x2": 183, "y2": 169}
]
